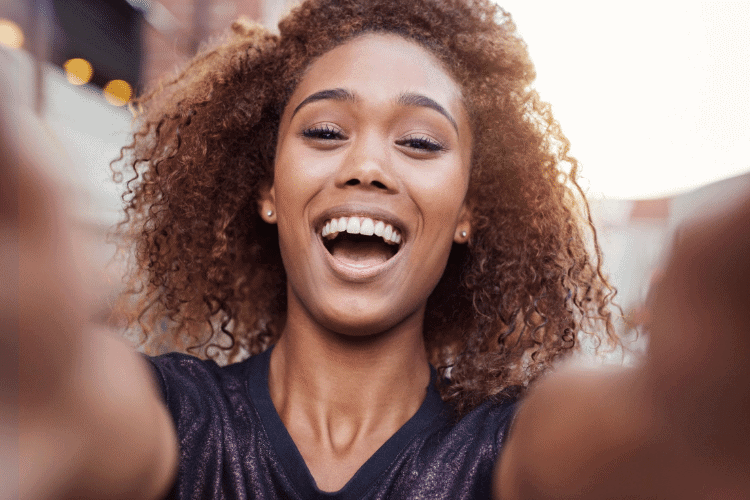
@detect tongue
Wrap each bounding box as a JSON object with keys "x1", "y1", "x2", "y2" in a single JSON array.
[{"x1": 331, "y1": 240, "x2": 392, "y2": 267}]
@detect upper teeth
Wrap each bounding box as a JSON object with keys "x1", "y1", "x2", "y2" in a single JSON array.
[{"x1": 321, "y1": 217, "x2": 402, "y2": 245}]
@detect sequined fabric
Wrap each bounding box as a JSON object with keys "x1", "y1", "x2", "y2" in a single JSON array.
[{"x1": 148, "y1": 349, "x2": 516, "y2": 500}]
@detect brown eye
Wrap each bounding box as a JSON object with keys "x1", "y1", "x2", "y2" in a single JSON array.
[
  {"x1": 396, "y1": 134, "x2": 445, "y2": 152},
  {"x1": 302, "y1": 124, "x2": 345, "y2": 140}
]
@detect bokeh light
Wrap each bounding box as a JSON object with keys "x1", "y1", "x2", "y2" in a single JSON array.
[
  {"x1": 63, "y1": 58, "x2": 93, "y2": 85},
  {"x1": 0, "y1": 18, "x2": 24, "y2": 49},
  {"x1": 103, "y1": 80, "x2": 132, "y2": 106}
]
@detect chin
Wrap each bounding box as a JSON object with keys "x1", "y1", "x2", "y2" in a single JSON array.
[{"x1": 318, "y1": 303, "x2": 420, "y2": 339}]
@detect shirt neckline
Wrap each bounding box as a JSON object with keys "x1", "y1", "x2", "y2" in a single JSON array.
[{"x1": 246, "y1": 346, "x2": 448, "y2": 500}]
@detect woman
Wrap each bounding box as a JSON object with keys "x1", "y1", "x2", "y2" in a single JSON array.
[{"x1": 14, "y1": 0, "x2": 750, "y2": 498}]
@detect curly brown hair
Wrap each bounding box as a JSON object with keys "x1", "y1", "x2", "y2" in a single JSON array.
[{"x1": 113, "y1": 0, "x2": 619, "y2": 416}]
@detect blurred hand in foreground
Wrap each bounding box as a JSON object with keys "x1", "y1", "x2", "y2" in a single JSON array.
[
  {"x1": 4, "y1": 105, "x2": 177, "y2": 500},
  {"x1": 497, "y1": 189, "x2": 750, "y2": 499}
]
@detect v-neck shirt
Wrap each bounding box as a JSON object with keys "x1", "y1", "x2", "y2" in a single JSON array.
[{"x1": 147, "y1": 348, "x2": 516, "y2": 499}]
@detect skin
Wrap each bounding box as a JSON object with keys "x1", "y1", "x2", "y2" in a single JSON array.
[
  {"x1": 258, "y1": 33, "x2": 473, "y2": 491},
  {"x1": 496, "y1": 194, "x2": 750, "y2": 499},
  {"x1": 12, "y1": 112, "x2": 178, "y2": 500}
]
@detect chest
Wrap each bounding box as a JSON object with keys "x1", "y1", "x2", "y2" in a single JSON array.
[{"x1": 169, "y1": 402, "x2": 510, "y2": 500}]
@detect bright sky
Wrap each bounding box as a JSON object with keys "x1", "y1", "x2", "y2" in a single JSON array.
[{"x1": 497, "y1": 1, "x2": 750, "y2": 199}]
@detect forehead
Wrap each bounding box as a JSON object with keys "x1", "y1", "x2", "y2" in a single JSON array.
[{"x1": 285, "y1": 33, "x2": 465, "y2": 118}]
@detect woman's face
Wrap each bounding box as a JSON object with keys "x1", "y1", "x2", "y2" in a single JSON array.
[{"x1": 266, "y1": 33, "x2": 473, "y2": 336}]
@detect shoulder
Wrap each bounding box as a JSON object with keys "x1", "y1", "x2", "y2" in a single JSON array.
[
  {"x1": 145, "y1": 352, "x2": 272, "y2": 498},
  {"x1": 425, "y1": 397, "x2": 518, "y2": 473},
  {"x1": 440, "y1": 398, "x2": 518, "y2": 450},
  {"x1": 147, "y1": 352, "x2": 254, "y2": 401},
  {"x1": 384, "y1": 398, "x2": 517, "y2": 498},
  {"x1": 145, "y1": 351, "x2": 266, "y2": 432}
]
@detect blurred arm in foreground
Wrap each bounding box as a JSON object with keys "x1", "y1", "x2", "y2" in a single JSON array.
[
  {"x1": 2, "y1": 106, "x2": 177, "y2": 500},
  {"x1": 497, "y1": 187, "x2": 750, "y2": 498}
]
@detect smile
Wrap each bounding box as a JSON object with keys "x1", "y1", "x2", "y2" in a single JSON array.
[
  {"x1": 316, "y1": 214, "x2": 406, "y2": 279},
  {"x1": 321, "y1": 216, "x2": 402, "y2": 245}
]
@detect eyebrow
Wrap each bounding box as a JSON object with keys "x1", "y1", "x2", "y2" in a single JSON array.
[
  {"x1": 396, "y1": 92, "x2": 459, "y2": 135},
  {"x1": 292, "y1": 88, "x2": 356, "y2": 117},
  {"x1": 291, "y1": 88, "x2": 459, "y2": 135}
]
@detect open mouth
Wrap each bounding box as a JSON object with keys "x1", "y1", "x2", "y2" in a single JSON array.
[{"x1": 320, "y1": 216, "x2": 403, "y2": 268}]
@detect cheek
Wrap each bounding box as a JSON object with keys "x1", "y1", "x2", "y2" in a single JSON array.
[
  {"x1": 273, "y1": 147, "x2": 326, "y2": 214},
  {"x1": 406, "y1": 161, "x2": 469, "y2": 227}
]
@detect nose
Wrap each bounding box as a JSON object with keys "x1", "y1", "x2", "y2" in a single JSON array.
[{"x1": 335, "y1": 134, "x2": 399, "y2": 193}]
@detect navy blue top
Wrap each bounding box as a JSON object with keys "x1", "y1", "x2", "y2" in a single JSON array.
[{"x1": 147, "y1": 348, "x2": 516, "y2": 499}]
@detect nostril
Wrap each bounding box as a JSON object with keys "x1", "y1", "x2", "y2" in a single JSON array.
[{"x1": 341, "y1": 178, "x2": 390, "y2": 190}]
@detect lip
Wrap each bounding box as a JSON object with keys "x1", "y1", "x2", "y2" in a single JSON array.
[{"x1": 313, "y1": 204, "x2": 409, "y2": 282}]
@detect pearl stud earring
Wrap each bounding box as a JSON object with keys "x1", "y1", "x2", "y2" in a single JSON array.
[
  {"x1": 461, "y1": 230, "x2": 467, "y2": 238},
  {"x1": 267, "y1": 210, "x2": 273, "y2": 217}
]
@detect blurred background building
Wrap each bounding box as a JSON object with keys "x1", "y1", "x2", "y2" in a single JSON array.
[
  {"x1": 2, "y1": 0, "x2": 749, "y2": 354},
  {"x1": 0, "y1": 0, "x2": 297, "y2": 97},
  {"x1": 0, "y1": 0, "x2": 300, "y2": 325}
]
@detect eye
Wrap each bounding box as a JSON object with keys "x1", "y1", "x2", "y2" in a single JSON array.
[
  {"x1": 302, "y1": 123, "x2": 346, "y2": 141},
  {"x1": 396, "y1": 134, "x2": 446, "y2": 153}
]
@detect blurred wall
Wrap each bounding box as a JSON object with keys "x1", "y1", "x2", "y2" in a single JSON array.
[
  {"x1": 143, "y1": 0, "x2": 263, "y2": 86},
  {"x1": 140, "y1": 0, "x2": 303, "y2": 87}
]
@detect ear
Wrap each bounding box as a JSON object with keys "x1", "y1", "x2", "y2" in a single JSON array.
[
  {"x1": 453, "y1": 203, "x2": 472, "y2": 244},
  {"x1": 258, "y1": 184, "x2": 277, "y2": 224}
]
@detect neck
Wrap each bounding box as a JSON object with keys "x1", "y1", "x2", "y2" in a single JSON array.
[{"x1": 268, "y1": 306, "x2": 431, "y2": 453}]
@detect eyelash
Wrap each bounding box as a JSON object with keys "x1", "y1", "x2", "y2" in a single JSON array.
[
  {"x1": 396, "y1": 135, "x2": 445, "y2": 152},
  {"x1": 302, "y1": 124, "x2": 345, "y2": 141},
  {"x1": 301, "y1": 126, "x2": 446, "y2": 153}
]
